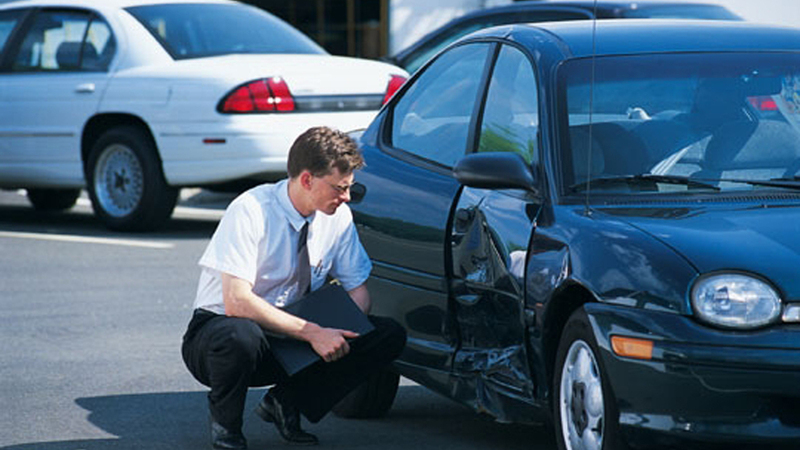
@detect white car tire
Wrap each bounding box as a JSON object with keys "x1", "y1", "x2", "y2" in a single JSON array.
[
  {"x1": 26, "y1": 188, "x2": 81, "y2": 211},
  {"x1": 86, "y1": 126, "x2": 178, "y2": 231}
]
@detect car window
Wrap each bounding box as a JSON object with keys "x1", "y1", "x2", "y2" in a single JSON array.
[
  {"x1": 560, "y1": 52, "x2": 800, "y2": 193},
  {"x1": 11, "y1": 10, "x2": 115, "y2": 72},
  {"x1": 126, "y1": 3, "x2": 325, "y2": 60},
  {"x1": 0, "y1": 9, "x2": 25, "y2": 55},
  {"x1": 391, "y1": 43, "x2": 490, "y2": 168},
  {"x1": 478, "y1": 44, "x2": 539, "y2": 164},
  {"x1": 403, "y1": 11, "x2": 587, "y2": 74}
]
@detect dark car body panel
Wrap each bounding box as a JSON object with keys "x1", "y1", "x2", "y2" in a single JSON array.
[
  {"x1": 587, "y1": 302, "x2": 800, "y2": 445},
  {"x1": 352, "y1": 19, "x2": 800, "y2": 445}
]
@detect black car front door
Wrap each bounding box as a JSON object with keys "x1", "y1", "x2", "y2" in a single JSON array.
[
  {"x1": 354, "y1": 42, "x2": 494, "y2": 391},
  {"x1": 447, "y1": 44, "x2": 543, "y2": 417}
]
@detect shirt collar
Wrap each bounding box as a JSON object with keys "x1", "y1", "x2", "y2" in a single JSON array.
[{"x1": 276, "y1": 179, "x2": 315, "y2": 232}]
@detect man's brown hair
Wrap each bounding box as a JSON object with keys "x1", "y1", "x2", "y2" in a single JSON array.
[{"x1": 287, "y1": 127, "x2": 364, "y2": 178}]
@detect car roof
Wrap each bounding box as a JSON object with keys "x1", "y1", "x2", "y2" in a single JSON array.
[
  {"x1": 449, "y1": 0, "x2": 739, "y2": 19},
  {"x1": 0, "y1": 0, "x2": 238, "y2": 10},
  {"x1": 474, "y1": 19, "x2": 800, "y2": 58}
]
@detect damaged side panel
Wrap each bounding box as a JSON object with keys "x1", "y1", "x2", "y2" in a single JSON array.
[{"x1": 448, "y1": 187, "x2": 542, "y2": 422}]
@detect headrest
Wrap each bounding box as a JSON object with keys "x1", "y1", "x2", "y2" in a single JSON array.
[
  {"x1": 56, "y1": 41, "x2": 99, "y2": 70},
  {"x1": 569, "y1": 126, "x2": 605, "y2": 181}
]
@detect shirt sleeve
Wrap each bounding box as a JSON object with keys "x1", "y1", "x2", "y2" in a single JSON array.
[
  {"x1": 198, "y1": 194, "x2": 264, "y2": 285},
  {"x1": 329, "y1": 207, "x2": 372, "y2": 291}
]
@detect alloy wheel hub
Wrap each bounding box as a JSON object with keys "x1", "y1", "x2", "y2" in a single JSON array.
[{"x1": 94, "y1": 144, "x2": 144, "y2": 217}]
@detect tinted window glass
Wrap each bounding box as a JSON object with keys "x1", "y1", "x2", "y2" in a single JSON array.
[
  {"x1": 0, "y1": 9, "x2": 25, "y2": 54},
  {"x1": 391, "y1": 43, "x2": 490, "y2": 167},
  {"x1": 12, "y1": 10, "x2": 114, "y2": 72},
  {"x1": 478, "y1": 45, "x2": 538, "y2": 163},
  {"x1": 560, "y1": 53, "x2": 800, "y2": 193},
  {"x1": 126, "y1": 3, "x2": 325, "y2": 60}
]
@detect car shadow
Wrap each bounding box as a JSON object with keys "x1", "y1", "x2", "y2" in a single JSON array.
[{"x1": 0, "y1": 386, "x2": 556, "y2": 450}]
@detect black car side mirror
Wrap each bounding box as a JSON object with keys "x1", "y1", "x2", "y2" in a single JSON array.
[{"x1": 453, "y1": 152, "x2": 537, "y2": 193}]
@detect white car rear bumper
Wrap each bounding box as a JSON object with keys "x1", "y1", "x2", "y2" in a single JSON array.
[{"x1": 154, "y1": 111, "x2": 378, "y2": 186}]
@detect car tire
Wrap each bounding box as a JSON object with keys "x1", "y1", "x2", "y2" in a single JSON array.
[
  {"x1": 86, "y1": 126, "x2": 178, "y2": 231},
  {"x1": 553, "y1": 307, "x2": 626, "y2": 450},
  {"x1": 26, "y1": 188, "x2": 81, "y2": 211},
  {"x1": 332, "y1": 368, "x2": 400, "y2": 419}
]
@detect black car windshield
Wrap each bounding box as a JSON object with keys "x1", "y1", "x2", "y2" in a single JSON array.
[
  {"x1": 559, "y1": 52, "x2": 800, "y2": 195},
  {"x1": 126, "y1": 3, "x2": 326, "y2": 60}
]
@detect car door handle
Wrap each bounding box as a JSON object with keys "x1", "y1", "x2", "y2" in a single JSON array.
[{"x1": 75, "y1": 83, "x2": 96, "y2": 94}]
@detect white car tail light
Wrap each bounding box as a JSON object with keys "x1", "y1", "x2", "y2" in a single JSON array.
[
  {"x1": 382, "y1": 75, "x2": 407, "y2": 105},
  {"x1": 218, "y1": 77, "x2": 295, "y2": 113}
]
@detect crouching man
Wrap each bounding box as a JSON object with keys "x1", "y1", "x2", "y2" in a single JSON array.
[{"x1": 181, "y1": 126, "x2": 406, "y2": 449}]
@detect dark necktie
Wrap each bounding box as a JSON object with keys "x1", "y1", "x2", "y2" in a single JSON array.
[{"x1": 296, "y1": 221, "x2": 311, "y2": 297}]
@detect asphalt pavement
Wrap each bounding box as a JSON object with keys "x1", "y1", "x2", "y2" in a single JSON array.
[{"x1": 0, "y1": 188, "x2": 557, "y2": 450}]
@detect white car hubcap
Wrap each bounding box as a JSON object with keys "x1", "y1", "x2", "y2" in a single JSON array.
[
  {"x1": 94, "y1": 144, "x2": 144, "y2": 217},
  {"x1": 560, "y1": 340, "x2": 605, "y2": 450}
]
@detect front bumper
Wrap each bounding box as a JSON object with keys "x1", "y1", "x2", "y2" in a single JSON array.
[{"x1": 584, "y1": 302, "x2": 800, "y2": 446}]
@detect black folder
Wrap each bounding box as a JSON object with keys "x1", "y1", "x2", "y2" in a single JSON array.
[{"x1": 267, "y1": 283, "x2": 374, "y2": 376}]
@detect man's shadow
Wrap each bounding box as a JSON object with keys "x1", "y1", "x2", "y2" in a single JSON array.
[{"x1": 0, "y1": 385, "x2": 554, "y2": 450}]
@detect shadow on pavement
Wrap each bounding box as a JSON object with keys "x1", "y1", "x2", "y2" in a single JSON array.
[{"x1": 0, "y1": 385, "x2": 555, "y2": 450}]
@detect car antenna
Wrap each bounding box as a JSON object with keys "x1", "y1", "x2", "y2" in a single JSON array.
[{"x1": 584, "y1": 0, "x2": 599, "y2": 216}]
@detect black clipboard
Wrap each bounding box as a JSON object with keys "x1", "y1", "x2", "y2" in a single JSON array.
[{"x1": 267, "y1": 283, "x2": 374, "y2": 376}]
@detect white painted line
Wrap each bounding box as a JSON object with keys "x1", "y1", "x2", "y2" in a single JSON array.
[
  {"x1": 173, "y1": 205, "x2": 225, "y2": 219},
  {"x1": 0, "y1": 231, "x2": 174, "y2": 249}
]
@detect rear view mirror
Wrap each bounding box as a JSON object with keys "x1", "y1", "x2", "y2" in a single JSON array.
[{"x1": 453, "y1": 152, "x2": 537, "y2": 193}]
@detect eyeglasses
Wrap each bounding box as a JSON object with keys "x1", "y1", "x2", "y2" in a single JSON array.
[{"x1": 321, "y1": 179, "x2": 354, "y2": 194}]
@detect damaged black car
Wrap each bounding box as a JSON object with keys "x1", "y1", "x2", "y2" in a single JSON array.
[{"x1": 335, "y1": 19, "x2": 800, "y2": 450}]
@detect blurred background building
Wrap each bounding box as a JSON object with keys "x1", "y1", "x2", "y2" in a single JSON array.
[
  {"x1": 242, "y1": 0, "x2": 510, "y2": 59},
  {"x1": 0, "y1": 0, "x2": 796, "y2": 59}
]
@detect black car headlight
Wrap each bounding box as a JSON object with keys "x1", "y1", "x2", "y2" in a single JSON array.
[{"x1": 691, "y1": 273, "x2": 782, "y2": 329}]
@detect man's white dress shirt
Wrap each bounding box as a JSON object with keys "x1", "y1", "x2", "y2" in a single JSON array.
[{"x1": 193, "y1": 179, "x2": 372, "y2": 315}]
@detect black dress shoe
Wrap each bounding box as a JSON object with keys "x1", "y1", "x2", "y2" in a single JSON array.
[
  {"x1": 255, "y1": 390, "x2": 319, "y2": 445},
  {"x1": 210, "y1": 420, "x2": 247, "y2": 450}
]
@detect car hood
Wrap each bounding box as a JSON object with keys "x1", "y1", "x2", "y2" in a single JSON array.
[
  {"x1": 131, "y1": 54, "x2": 406, "y2": 95},
  {"x1": 599, "y1": 203, "x2": 800, "y2": 299}
]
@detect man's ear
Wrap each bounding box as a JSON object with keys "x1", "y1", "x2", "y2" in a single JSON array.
[{"x1": 299, "y1": 170, "x2": 313, "y2": 190}]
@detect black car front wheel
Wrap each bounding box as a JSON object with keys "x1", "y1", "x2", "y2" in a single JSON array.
[
  {"x1": 554, "y1": 308, "x2": 626, "y2": 450},
  {"x1": 86, "y1": 126, "x2": 178, "y2": 231},
  {"x1": 332, "y1": 368, "x2": 400, "y2": 418}
]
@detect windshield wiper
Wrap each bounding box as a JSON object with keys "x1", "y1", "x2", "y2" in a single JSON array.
[
  {"x1": 568, "y1": 174, "x2": 720, "y2": 193},
  {"x1": 721, "y1": 176, "x2": 800, "y2": 191}
]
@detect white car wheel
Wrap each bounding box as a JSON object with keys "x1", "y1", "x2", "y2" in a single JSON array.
[
  {"x1": 86, "y1": 126, "x2": 178, "y2": 231},
  {"x1": 93, "y1": 143, "x2": 144, "y2": 218}
]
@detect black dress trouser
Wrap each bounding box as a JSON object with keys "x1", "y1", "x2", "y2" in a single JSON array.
[{"x1": 181, "y1": 309, "x2": 406, "y2": 431}]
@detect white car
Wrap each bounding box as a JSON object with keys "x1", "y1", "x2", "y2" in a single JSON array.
[{"x1": 0, "y1": 0, "x2": 407, "y2": 230}]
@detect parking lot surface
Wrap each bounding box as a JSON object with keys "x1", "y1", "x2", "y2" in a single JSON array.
[{"x1": 0, "y1": 189, "x2": 557, "y2": 450}]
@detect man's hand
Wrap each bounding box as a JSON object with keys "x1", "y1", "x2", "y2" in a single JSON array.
[{"x1": 305, "y1": 326, "x2": 360, "y2": 362}]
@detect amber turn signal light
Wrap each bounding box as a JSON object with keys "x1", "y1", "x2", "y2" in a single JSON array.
[{"x1": 611, "y1": 336, "x2": 654, "y2": 360}]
